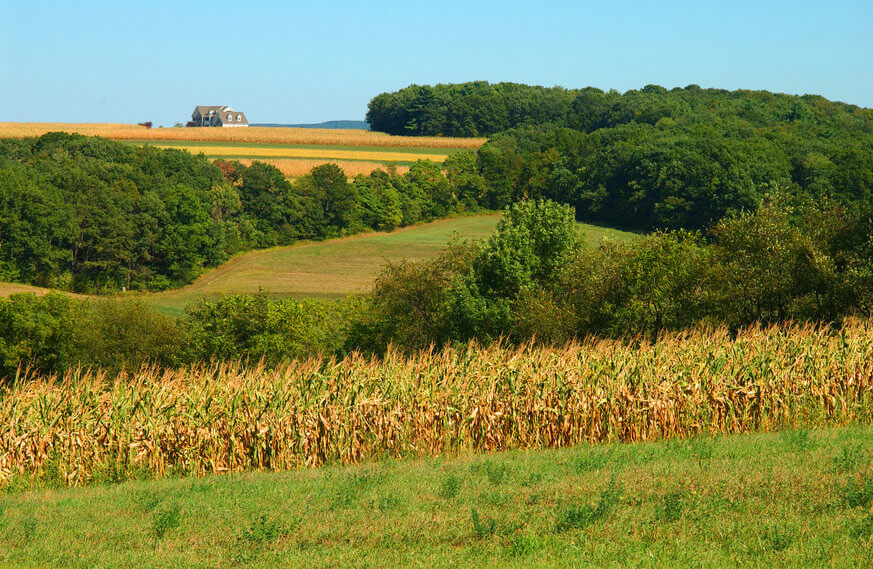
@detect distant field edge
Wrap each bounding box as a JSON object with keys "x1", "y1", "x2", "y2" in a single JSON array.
[{"x1": 0, "y1": 122, "x2": 485, "y2": 149}]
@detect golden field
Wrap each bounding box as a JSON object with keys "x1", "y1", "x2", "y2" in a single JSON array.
[
  {"x1": 158, "y1": 144, "x2": 448, "y2": 163},
  {"x1": 236, "y1": 158, "x2": 410, "y2": 178},
  {"x1": 3, "y1": 321, "x2": 872, "y2": 486},
  {"x1": 0, "y1": 122, "x2": 485, "y2": 149}
]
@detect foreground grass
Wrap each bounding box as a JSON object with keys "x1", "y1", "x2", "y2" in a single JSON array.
[{"x1": 2, "y1": 426, "x2": 872, "y2": 568}]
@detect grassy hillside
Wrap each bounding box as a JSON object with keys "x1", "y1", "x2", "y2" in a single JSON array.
[
  {"x1": 0, "y1": 214, "x2": 635, "y2": 315},
  {"x1": 2, "y1": 426, "x2": 871, "y2": 568},
  {"x1": 146, "y1": 214, "x2": 636, "y2": 315}
]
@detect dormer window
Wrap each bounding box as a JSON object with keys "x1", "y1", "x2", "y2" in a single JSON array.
[
  {"x1": 236, "y1": 114, "x2": 242, "y2": 121},
  {"x1": 227, "y1": 114, "x2": 233, "y2": 121}
]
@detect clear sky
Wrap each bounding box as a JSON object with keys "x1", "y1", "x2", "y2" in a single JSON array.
[{"x1": 1, "y1": 0, "x2": 871, "y2": 126}]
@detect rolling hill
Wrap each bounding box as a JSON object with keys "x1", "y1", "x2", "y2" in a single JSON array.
[{"x1": 0, "y1": 214, "x2": 637, "y2": 316}]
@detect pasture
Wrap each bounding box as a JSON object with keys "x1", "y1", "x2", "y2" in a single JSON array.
[
  {"x1": 146, "y1": 214, "x2": 635, "y2": 315},
  {"x1": 0, "y1": 214, "x2": 635, "y2": 314}
]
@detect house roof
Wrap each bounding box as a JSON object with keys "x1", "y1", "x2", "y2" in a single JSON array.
[
  {"x1": 216, "y1": 111, "x2": 249, "y2": 126},
  {"x1": 194, "y1": 105, "x2": 227, "y2": 117}
]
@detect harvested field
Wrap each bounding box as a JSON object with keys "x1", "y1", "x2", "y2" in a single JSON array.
[
  {"x1": 155, "y1": 144, "x2": 448, "y2": 163},
  {"x1": 236, "y1": 158, "x2": 411, "y2": 178},
  {"x1": 0, "y1": 123, "x2": 485, "y2": 149}
]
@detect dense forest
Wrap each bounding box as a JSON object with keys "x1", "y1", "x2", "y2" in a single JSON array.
[
  {"x1": 369, "y1": 82, "x2": 873, "y2": 230},
  {"x1": 0, "y1": 133, "x2": 481, "y2": 292}
]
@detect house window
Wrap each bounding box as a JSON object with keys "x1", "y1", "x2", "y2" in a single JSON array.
[
  {"x1": 236, "y1": 114, "x2": 242, "y2": 121},
  {"x1": 227, "y1": 114, "x2": 233, "y2": 121}
]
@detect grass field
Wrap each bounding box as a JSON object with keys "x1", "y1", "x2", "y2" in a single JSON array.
[
  {"x1": 145, "y1": 214, "x2": 636, "y2": 315},
  {"x1": 0, "y1": 214, "x2": 636, "y2": 314},
  {"x1": 2, "y1": 426, "x2": 871, "y2": 567}
]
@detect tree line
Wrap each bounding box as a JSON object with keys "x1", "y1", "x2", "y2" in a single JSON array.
[
  {"x1": 4, "y1": 198, "x2": 873, "y2": 380},
  {"x1": 0, "y1": 133, "x2": 481, "y2": 292},
  {"x1": 368, "y1": 82, "x2": 873, "y2": 231}
]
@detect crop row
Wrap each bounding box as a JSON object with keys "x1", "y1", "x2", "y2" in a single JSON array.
[{"x1": 2, "y1": 322, "x2": 872, "y2": 486}]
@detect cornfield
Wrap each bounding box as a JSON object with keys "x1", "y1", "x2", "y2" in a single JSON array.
[
  {"x1": 3, "y1": 322, "x2": 873, "y2": 486},
  {"x1": 0, "y1": 123, "x2": 485, "y2": 149}
]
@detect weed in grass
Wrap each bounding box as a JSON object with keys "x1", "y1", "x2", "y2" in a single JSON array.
[
  {"x1": 240, "y1": 514, "x2": 286, "y2": 545},
  {"x1": 555, "y1": 479, "x2": 621, "y2": 532},
  {"x1": 231, "y1": 514, "x2": 290, "y2": 563},
  {"x1": 507, "y1": 533, "x2": 544, "y2": 557},
  {"x1": 376, "y1": 492, "x2": 402, "y2": 511},
  {"x1": 839, "y1": 475, "x2": 873, "y2": 508},
  {"x1": 659, "y1": 489, "x2": 688, "y2": 522},
  {"x1": 150, "y1": 504, "x2": 181, "y2": 543},
  {"x1": 439, "y1": 473, "x2": 461, "y2": 499},
  {"x1": 330, "y1": 472, "x2": 384, "y2": 510},
  {"x1": 484, "y1": 462, "x2": 509, "y2": 486},
  {"x1": 851, "y1": 512, "x2": 873, "y2": 539},
  {"x1": 759, "y1": 523, "x2": 795, "y2": 553},
  {"x1": 833, "y1": 443, "x2": 868, "y2": 473},
  {"x1": 554, "y1": 503, "x2": 599, "y2": 532},
  {"x1": 573, "y1": 449, "x2": 612, "y2": 473},
  {"x1": 477, "y1": 490, "x2": 510, "y2": 507},
  {"x1": 782, "y1": 429, "x2": 814, "y2": 452},
  {"x1": 21, "y1": 515, "x2": 37, "y2": 544},
  {"x1": 471, "y1": 508, "x2": 497, "y2": 539},
  {"x1": 522, "y1": 472, "x2": 543, "y2": 488},
  {"x1": 134, "y1": 491, "x2": 162, "y2": 513}
]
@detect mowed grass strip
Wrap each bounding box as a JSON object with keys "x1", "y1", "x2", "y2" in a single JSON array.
[
  {"x1": 0, "y1": 123, "x2": 485, "y2": 149},
  {"x1": 2, "y1": 426, "x2": 872, "y2": 568},
  {"x1": 154, "y1": 144, "x2": 449, "y2": 163}
]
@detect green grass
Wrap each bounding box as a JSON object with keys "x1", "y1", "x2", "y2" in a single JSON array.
[
  {"x1": 145, "y1": 214, "x2": 636, "y2": 315},
  {"x1": 3, "y1": 425, "x2": 872, "y2": 568}
]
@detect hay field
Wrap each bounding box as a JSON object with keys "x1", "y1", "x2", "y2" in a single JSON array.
[
  {"x1": 146, "y1": 215, "x2": 503, "y2": 314},
  {"x1": 236, "y1": 158, "x2": 410, "y2": 178},
  {"x1": 0, "y1": 122, "x2": 485, "y2": 149},
  {"x1": 154, "y1": 144, "x2": 448, "y2": 163},
  {"x1": 145, "y1": 215, "x2": 636, "y2": 315}
]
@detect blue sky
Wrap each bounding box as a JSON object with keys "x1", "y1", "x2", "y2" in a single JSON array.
[{"x1": 1, "y1": 0, "x2": 871, "y2": 126}]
